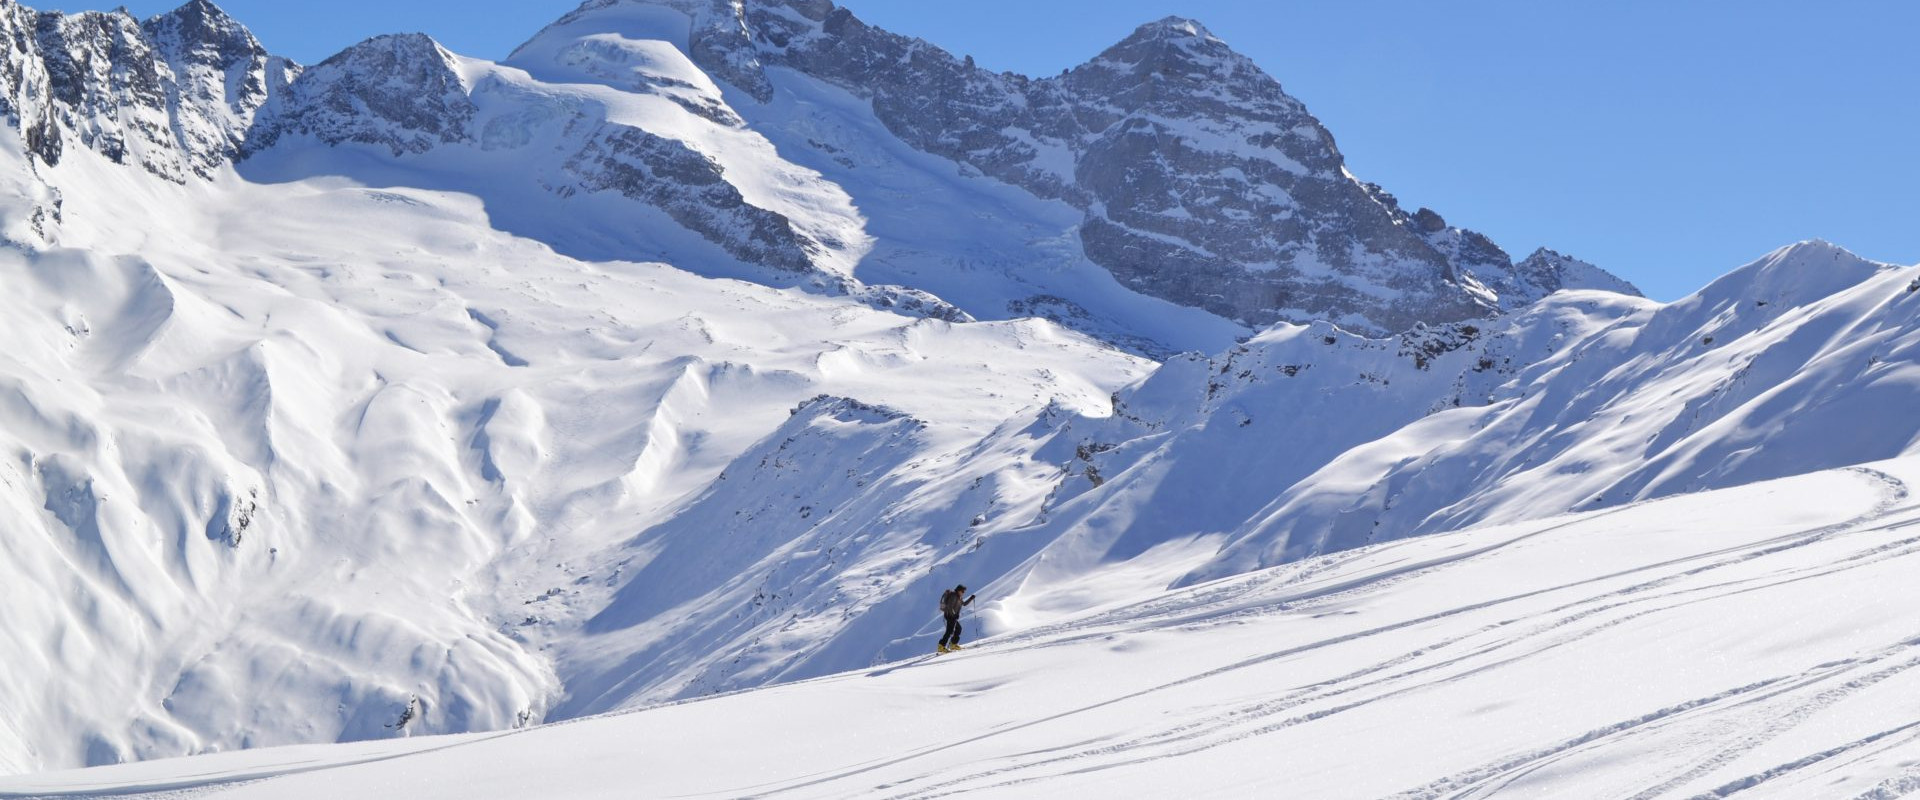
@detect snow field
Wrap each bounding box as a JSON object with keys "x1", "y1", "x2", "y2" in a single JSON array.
[{"x1": 9, "y1": 459, "x2": 1920, "y2": 798}]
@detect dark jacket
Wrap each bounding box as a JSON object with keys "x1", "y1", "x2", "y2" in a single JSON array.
[{"x1": 940, "y1": 589, "x2": 973, "y2": 617}]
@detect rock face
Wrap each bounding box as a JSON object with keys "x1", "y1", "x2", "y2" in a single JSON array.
[
  {"x1": 245, "y1": 34, "x2": 473, "y2": 156},
  {"x1": 1369, "y1": 192, "x2": 1645, "y2": 308},
  {"x1": 563, "y1": 126, "x2": 820, "y2": 272},
  {"x1": 0, "y1": 0, "x2": 293, "y2": 181},
  {"x1": 637, "y1": 1, "x2": 1636, "y2": 333}
]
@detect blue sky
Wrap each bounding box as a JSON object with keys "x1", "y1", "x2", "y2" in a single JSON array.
[{"x1": 58, "y1": 0, "x2": 1919, "y2": 300}]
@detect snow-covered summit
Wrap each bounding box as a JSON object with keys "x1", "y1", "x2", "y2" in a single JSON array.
[
  {"x1": 1691, "y1": 238, "x2": 1893, "y2": 309},
  {"x1": 534, "y1": 0, "x2": 775, "y2": 101},
  {"x1": 1134, "y1": 15, "x2": 1216, "y2": 39}
]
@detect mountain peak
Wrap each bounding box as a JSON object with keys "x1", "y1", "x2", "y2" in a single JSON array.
[
  {"x1": 312, "y1": 31, "x2": 462, "y2": 79},
  {"x1": 1685, "y1": 238, "x2": 1893, "y2": 315},
  {"x1": 1132, "y1": 16, "x2": 1217, "y2": 41},
  {"x1": 253, "y1": 31, "x2": 474, "y2": 157},
  {"x1": 1771, "y1": 238, "x2": 1853, "y2": 261},
  {"x1": 332, "y1": 31, "x2": 450, "y2": 60},
  {"x1": 142, "y1": 0, "x2": 265, "y2": 57},
  {"x1": 1078, "y1": 13, "x2": 1265, "y2": 89},
  {"x1": 1752, "y1": 239, "x2": 1886, "y2": 277},
  {"x1": 1514, "y1": 248, "x2": 1643, "y2": 300},
  {"x1": 154, "y1": 0, "x2": 232, "y2": 21},
  {"x1": 527, "y1": 0, "x2": 775, "y2": 101},
  {"x1": 1103, "y1": 14, "x2": 1234, "y2": 59}
]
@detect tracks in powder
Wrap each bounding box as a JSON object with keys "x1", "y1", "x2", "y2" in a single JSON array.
[{"x1": 832, "y1": 468, "x2": 1920, "y2": 799}]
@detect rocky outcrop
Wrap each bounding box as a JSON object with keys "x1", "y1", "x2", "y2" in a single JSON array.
[
  {"x1": 1370, "y1": 189, "x2": 1642, "y2": 310},
  {"x1": 1511, "y1": 247, "x2": 1644, "y2": 302},
  {"x1": 244, "y1": 33, "x2": 471, "y2": 156},
  {"x1": 0, "y1": 0, "x2": 292, "y2": 181},
  {"x1": 564, "y1": 125, "x2": 817, "y2": 272}
]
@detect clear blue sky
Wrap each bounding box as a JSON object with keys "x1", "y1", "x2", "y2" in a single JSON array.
[{"x1": 56, "y1": 0, "x2": 1920, "y2": 300}]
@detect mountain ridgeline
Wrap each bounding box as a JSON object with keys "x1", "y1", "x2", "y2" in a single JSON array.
[{"x1": 0, "y1": 0, "x2": 1633, "y2": 349}]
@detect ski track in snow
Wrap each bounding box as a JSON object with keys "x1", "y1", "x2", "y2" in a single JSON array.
[
  {"x1": 660, "y1": 467, "x2": 1920, "y2": 799},
  {"x1": 845, "y1": 472, "x2": 1920, "y2": 800}
]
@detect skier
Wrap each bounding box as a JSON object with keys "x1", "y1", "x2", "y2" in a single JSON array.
[{"x1": 937, "y1": 584, "x2": 976, "y2": 654}]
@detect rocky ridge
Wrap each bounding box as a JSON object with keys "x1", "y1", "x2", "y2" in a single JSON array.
[
  {"x1": 573, "y1": 0, "x2": 1641, "y2": 332},
  {"x1": 0, "y1": 0, "x2": 292, "y2": 181}
]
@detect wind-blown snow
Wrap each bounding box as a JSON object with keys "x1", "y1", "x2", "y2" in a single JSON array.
[{"x1": 0, "y1": 134, "x2": 1144, "y2": 772}]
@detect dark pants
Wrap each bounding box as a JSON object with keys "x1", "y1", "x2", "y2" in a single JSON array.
[{"x1": 940, "y1": 614, "x2": 963, "y2": 647}]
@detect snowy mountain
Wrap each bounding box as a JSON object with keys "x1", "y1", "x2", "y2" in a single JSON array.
[
  {"x1": 1072, "y1": 240, "x2": 1920, "y2": 585},
  {"x1": 2, "y1": 0, "x2": 1635, "y2": 355},
  {"x1": 505, "y1": 0, "x2": 1646, "y2": 340},
  {"x1": 0, "y1": 0, "x2": 1911, "y2": 789}
]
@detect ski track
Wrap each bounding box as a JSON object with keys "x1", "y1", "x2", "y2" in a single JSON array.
[
  {"x1": 0, "y1": 731, "x2": 523, "y2": 800},
  {"x1": 1847, "y1": 760, "x2": 1920, "y2": 800},
  {"x1": 735, "y1": 467, "x2": 1920, "y2": 799},
  {"x1": 1690, "y1": 722, "x2": 1920, "y2": 799}
]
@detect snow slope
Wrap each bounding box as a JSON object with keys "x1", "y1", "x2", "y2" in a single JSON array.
[
  {"x1": 10, "y1": 457, "x2": 1920, "y2": 798},
  {"x1": 0, "y1": 135, "x2": 1145, "y2": 772},
  {"x1": 13, "y1": 127, "x2": 1920, "y2": 776},
  {"x1": 1016, "y1": 240, "x2": 1920, "y2": 589}
]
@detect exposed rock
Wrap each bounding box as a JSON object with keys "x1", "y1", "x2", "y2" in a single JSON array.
[
  {"x1": 246, "y1": 34, "x2": 472, "y2": 156},
  {"x1": 0, "y1": 0, "x2": 292, "y2": 181},
  {"x1": 1509, "y1": 248, "x2": 1646, "y2": 302},
  {"x1": 683, "y1": 2, "x2": 1617, "y2": 333},
  {"x1": 564, "y1": 125, "x2": 817, "y2": 271}
]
